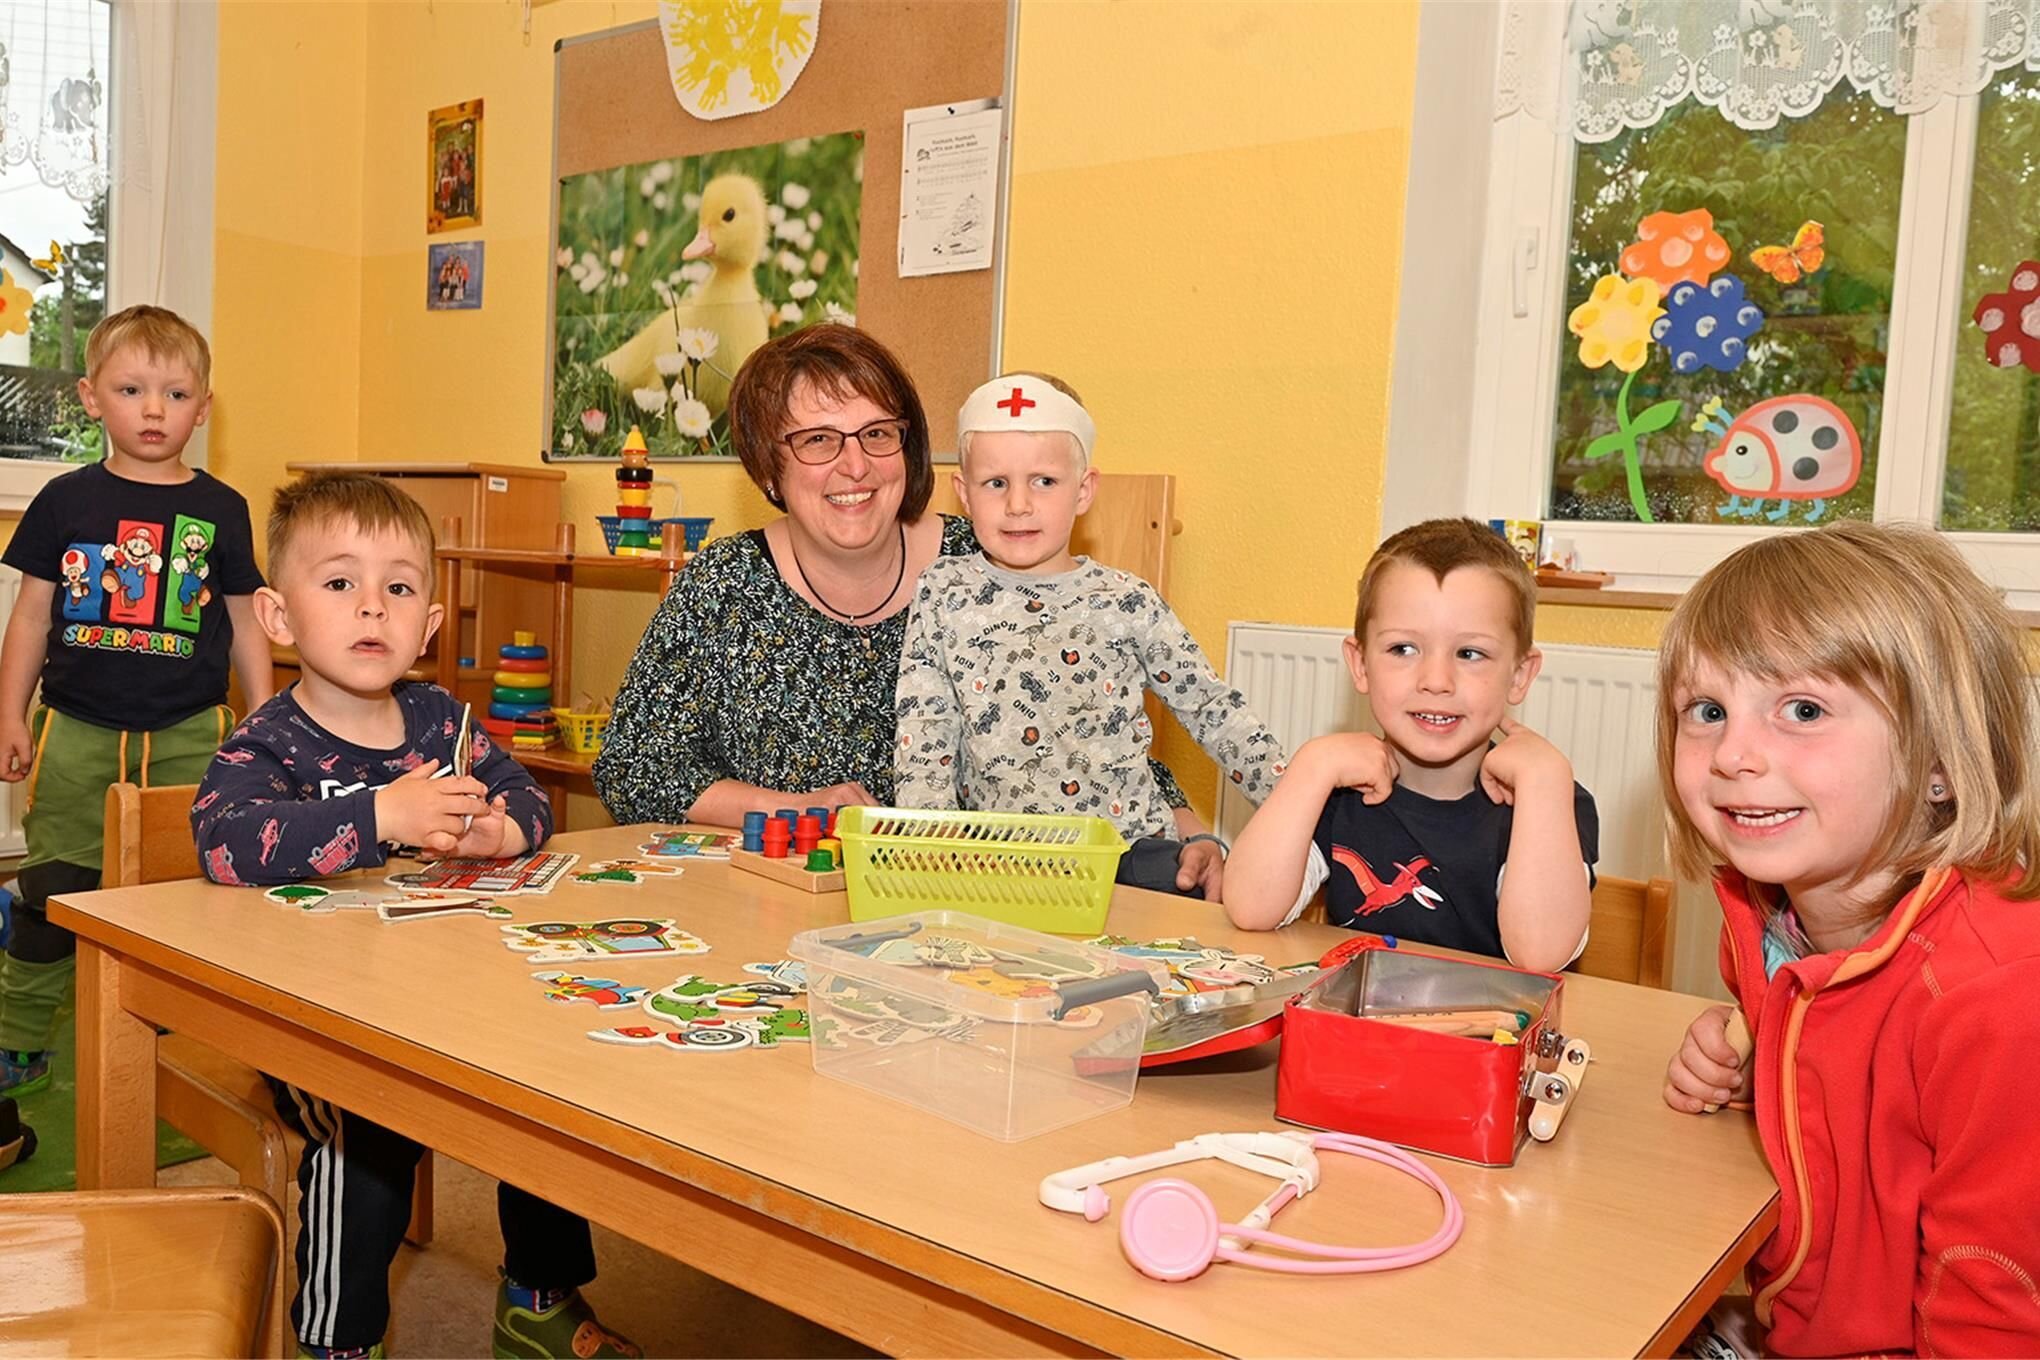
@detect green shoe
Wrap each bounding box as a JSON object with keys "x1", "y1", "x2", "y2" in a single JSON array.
[
  {"x1": 0, "y1": 1049, "x2": 49, "y2": 1098},
  {"x1": 492, "y1": 1282, "x2": 640, "y2": 1360}
]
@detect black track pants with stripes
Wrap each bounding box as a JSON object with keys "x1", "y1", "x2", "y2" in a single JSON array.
[{"x1": 269, "y1": 1080, "x2": 597, "y2": 1350}]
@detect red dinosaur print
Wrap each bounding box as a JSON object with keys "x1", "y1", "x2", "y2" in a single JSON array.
[{"x1": 1330, "y1": 845, "x2": 1442, "y2": 916}]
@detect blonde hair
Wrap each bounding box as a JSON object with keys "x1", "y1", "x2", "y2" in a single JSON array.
[
  {"x1": 267, "y1": 473, "x2": 436, "y2": 584},
  {"x1": 957, "y1": 370, "x2": 1087, "y2": 468},
  {"x1": 1354, "y1": 517, "x2": 1536, "y2": 657},
  {"x1": 1657, "y1": 520, "x2": 2040, "y2": 905},
  {"x1": 84, "y1": 305, "x2": 212, "y2": 391}
]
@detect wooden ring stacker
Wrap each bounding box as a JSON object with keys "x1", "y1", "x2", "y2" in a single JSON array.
[{"x1": 1702, "y1": 1010, "x2": 1754, "y2": 1114}]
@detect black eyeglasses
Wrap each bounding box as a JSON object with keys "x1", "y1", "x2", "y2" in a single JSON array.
[{"x1": 781, "y1": 419, "x2": 910, "y2": 465}]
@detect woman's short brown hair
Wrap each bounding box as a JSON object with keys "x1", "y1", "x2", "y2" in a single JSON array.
[{"x1": 727, "y1": 324, "x2": 933, "y2": 519}]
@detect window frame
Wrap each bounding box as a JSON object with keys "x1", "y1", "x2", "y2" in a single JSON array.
[
  {"x1": 1441, "y1": 5, "x2": 2040, "y2": 603},
  {"x1": 0, "y1": 0, "x2": 217, "y2": 513}
]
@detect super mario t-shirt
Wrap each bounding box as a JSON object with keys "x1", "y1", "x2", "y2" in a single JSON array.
[{"x1": 3, "y1": 462, "x2": 262, "y2": 731}]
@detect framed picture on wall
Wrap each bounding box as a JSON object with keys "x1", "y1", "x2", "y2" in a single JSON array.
[
  {"x1": 427, "y1": 99, "x2": 483, "y2": 233},
  {"x1": 427, "y1": 242, "x2": 483, "y2": 310}
]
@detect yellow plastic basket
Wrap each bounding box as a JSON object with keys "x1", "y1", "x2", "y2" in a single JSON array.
[
  {"x1": 835, "y1": 806, "x2": 1130, "y2": 934},
  {"x1": 552, "y1": 708, "x2": 610, "y2": 754}
]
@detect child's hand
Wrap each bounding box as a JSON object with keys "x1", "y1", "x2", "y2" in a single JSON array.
[
  {"x1": 1175, "y1": 839, "x2": 1224, "y2": 900},
  {"x1": 374, "y1": 761, "x2": 487, "y2": 856},
  {"x1": 1302, "y1": 732, "x2": 1399, "y2": 804},
  {"x1": 0, "y1": 719, "x2": 32, "y2": 783},
  {"x1": 442, "y1": 794, "x2": 526, "y2": 860},
  {"x1": 1664, "y1": 1004, "x2": 1753, "y2": 1113},
  {"x1": 1478, "y1": 717, "x2": 1572, "y2": 806}
]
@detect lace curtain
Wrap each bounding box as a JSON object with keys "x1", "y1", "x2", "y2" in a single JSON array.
[{"x1": 1497, "y1": 0, "x2": 2040, "y2": 141}]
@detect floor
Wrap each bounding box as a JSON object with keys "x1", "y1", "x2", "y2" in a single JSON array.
[{"x1": 164, "y1": 1153, "x2": 879, "y2": 1359}]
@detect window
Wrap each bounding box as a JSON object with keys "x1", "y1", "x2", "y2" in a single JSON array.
[
  {"x1": 1464, "y1": 1, "x2": 2040, "y2": 601},
  {"x1": 0, "y1": 0, "x2": 112, "y2": 466},
  {"x1": 0, "y1": 0, "x2": 215, "y2": 510}
]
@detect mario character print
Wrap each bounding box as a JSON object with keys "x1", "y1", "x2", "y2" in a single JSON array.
[
  {"x1": 101, "y1": 519, "x2": 165, "y2": 625},
  {"x1": 163, "y1": 514, "x2": 217, "y2": 634},
  {"x1": 58, "y1": 542, "x2": 105, "y2": 621}
]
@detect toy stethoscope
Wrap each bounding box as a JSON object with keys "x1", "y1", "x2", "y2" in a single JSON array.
[{"x1": 1039, "y1": 1130, "x2": 1464, "y2": 1282}]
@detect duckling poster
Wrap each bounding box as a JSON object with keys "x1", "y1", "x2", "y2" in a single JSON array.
[{"x1": 550, "y1": 132, "x2": 862, "y2": 461}]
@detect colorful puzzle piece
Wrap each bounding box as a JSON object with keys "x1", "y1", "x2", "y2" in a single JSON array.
[
  {"x1": 377, "y1": 897, "x2": 513, "y2": 924},
  {"x1": 500, "y1": 918, "x2": 708, "y2": 963},
  {"x1": 742, "y1": 960, "x2": 808, "y2": 991},
  {"x1": 569, "y1": 858, "x2": 684, "y2": 886},
  {"x1": 390, "y1": 851, "x2": 581, "y2": 896},
  {"x1": 531, "y1": 971, "x2": 650, "y2": 1009},
  {"x1": 635, "y1": 829, "x2": 737, "y2": 859}
]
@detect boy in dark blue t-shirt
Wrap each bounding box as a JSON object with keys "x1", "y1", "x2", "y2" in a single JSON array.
[
  {"x1": 0, "y1": 305, "x2": 270, "y2": 1096},
  {"x1": 1225, "y1": 518, "x2": 1597, "y2": 973}
]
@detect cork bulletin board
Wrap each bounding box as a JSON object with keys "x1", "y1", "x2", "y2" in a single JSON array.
[{"x1": 548, "y1": 1, "x2": 1013, "y2": 461}]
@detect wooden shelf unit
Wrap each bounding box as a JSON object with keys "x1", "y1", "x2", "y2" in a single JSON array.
[{"x1": 434, "y1": 522, "x2": 693, "y2": 819}]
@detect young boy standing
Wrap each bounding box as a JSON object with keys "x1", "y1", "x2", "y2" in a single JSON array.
[
  {"x1": 894, "y1": 372, "x2": 1285, "y2": 894},
  {"x1": 0, "y1": 305, "x2": 271, "y2": 1095},
  {"x1": 192, "y1": 473, "x2": 633, "y2": 1360},
  {"x1": 1224, "y1": 518, "x2": 1598, "y2": 973}
]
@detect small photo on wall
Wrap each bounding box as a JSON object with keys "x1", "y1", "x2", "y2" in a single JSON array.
[
  {"x1": 428, "y1": 242, "x2": 484, "y2": 311},
  {"x1": 427, "y1": 99, "x2": 482, "y2": 233}
]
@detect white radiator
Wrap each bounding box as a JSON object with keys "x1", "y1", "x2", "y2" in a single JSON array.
[
  {"x1": 0, "y1": 567, "x2": 21, "y2": 857},
  {"x1": 1216, "y1": 623, "x2": 1722, "y2": 996}
]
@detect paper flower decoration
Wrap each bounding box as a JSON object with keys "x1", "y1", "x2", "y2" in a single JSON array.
[
  {"x1": 1652, "y1": 276, "x2": 1765, "y2": 374},
  {"x1": 0, "y1": 269, "x2": 31, "y2": 338},
  {"x1": 1619, "y1": 210, "x2": 1733, "y2": 290},
  {"x1": 1974, "y1": 262, "x2": 2040, "y2": 375},
  {"x1": 1568, "y1": 274, "x2": 1665, "y2": 373}
]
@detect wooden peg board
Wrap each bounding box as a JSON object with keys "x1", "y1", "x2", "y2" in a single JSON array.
[{"x1": 729, "y1": 847, "x2": 846, "y2": 894}]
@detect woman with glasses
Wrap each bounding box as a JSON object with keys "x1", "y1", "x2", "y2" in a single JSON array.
[{"x1": 592, "y1": 325, "x2": 1218, "y2": 893}]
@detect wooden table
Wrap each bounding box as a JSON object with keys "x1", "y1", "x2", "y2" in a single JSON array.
[{"x1": 52, "y1": 825, "x2": 1778, "y2": 1358}]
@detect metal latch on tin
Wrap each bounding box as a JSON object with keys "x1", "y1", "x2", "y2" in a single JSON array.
[{"x1": 1523, "y1": 1030, "x2": 1593, "y2": 1142}]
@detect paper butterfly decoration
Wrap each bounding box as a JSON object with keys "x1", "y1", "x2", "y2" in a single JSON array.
[
  {"x1": 31, "y1": 241, "x2": 63, "y2": 275},
  {"x1": 1749, "y1": 221, "x2": 1825, "y2": 285}
]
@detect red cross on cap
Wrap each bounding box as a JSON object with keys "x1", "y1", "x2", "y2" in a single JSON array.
[{"x1": 996, "y1": 385, "x2": 1035, "y2": 417}]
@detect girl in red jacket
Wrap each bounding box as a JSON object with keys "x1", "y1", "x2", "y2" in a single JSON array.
[{"x1": 1658, "y1": 520, "x2": 2040, "y2": 1358}]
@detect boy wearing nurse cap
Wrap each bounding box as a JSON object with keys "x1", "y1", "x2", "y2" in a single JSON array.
[{"x1": 892, "y1": 372, "x2": 1287, "y2": 895}]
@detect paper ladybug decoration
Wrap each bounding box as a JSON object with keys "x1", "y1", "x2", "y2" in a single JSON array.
[{"x1": 1699, "y1": 395, "x2": 1861, "y2": 523}]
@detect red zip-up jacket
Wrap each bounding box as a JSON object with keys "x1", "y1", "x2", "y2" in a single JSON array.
[{"x1": 1715, "y1": 866, "x2": 2040, "y2": 1356}]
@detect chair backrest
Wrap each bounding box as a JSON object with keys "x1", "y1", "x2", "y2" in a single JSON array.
[
  {"x1": 1576, "y1": 874, "x2": 1676, "y2": 988},
  {"x1": 103, "y1": 782, "x2": 203, "y2": 887},
  {"x1": 928, "y1": 471, "x2": 1180, "y2": 597}
]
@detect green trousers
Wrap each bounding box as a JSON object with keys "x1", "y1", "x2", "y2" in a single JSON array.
[{"x1": 0, "y1": 704, "x2": 232, "y2": 1052}]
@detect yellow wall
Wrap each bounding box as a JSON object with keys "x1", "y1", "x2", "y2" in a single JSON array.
[{"x1": 210, "y1": 0, "x2": 1426, "y2": 819}]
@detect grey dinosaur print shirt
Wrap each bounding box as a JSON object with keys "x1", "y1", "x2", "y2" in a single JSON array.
[{"x1": 894, "y1": 554, "x2": 1286, "y2": 839}]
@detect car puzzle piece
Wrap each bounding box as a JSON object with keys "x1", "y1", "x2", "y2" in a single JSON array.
[{"x1": 500, "y1": 918, "x2": 709, "y2": 963}]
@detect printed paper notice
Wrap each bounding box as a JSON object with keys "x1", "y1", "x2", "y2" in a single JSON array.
[{"x1": 898, "y1": 100, "x2": 1002, "y2": 278}]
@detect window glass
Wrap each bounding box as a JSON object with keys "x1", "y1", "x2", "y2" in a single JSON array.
[
  {"x1": 0, "y1": 0, "x2": 113, "y2": 464},
  {"x1": 1550, "y1": 91, "x2": 1904, "y2": 527},
  {"x1": 1944, "y1": 66, "x2": 2040, "y2": 532}
]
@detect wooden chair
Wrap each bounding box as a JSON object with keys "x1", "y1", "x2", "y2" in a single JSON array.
[
  {"x1": 1294, "y1": 874, "x2": 1675, "y2": 989},
  {"x1": 929, "y1": 470, "x2": 1181, "y2": 597},
  {"x1": 102, "y1": 782, "x2": 435, "y2": 1349},
  {"x1": 0, "y1": 1186, "x2": 284, "y2": 1357},
  {"x1": 1577, "y1": 874, "x2": 1676, "y2": 988}
]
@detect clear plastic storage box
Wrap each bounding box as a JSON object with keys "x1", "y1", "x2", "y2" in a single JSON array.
[{"x1": 788, "y1": 910, "x2": 1168, "y2": 1141}]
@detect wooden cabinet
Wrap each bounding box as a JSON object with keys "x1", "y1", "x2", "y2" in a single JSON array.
[{"x1": 275, "y1": 462, "x2": 566, "y2": 711}]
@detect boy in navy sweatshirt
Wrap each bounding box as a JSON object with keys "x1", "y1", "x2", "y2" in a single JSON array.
[{"x1": 193, "y1": 473, "x2": 635, "y2": 1360}]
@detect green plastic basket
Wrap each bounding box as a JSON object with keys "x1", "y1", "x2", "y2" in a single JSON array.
[{"x1": 835, "y1": 806, "x2": 1130, "y2": 934}]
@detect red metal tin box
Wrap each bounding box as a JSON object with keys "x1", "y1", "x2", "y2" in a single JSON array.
[{"x1": 1274, "y1": 948, "x2": 1566, "y2": 1167}]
